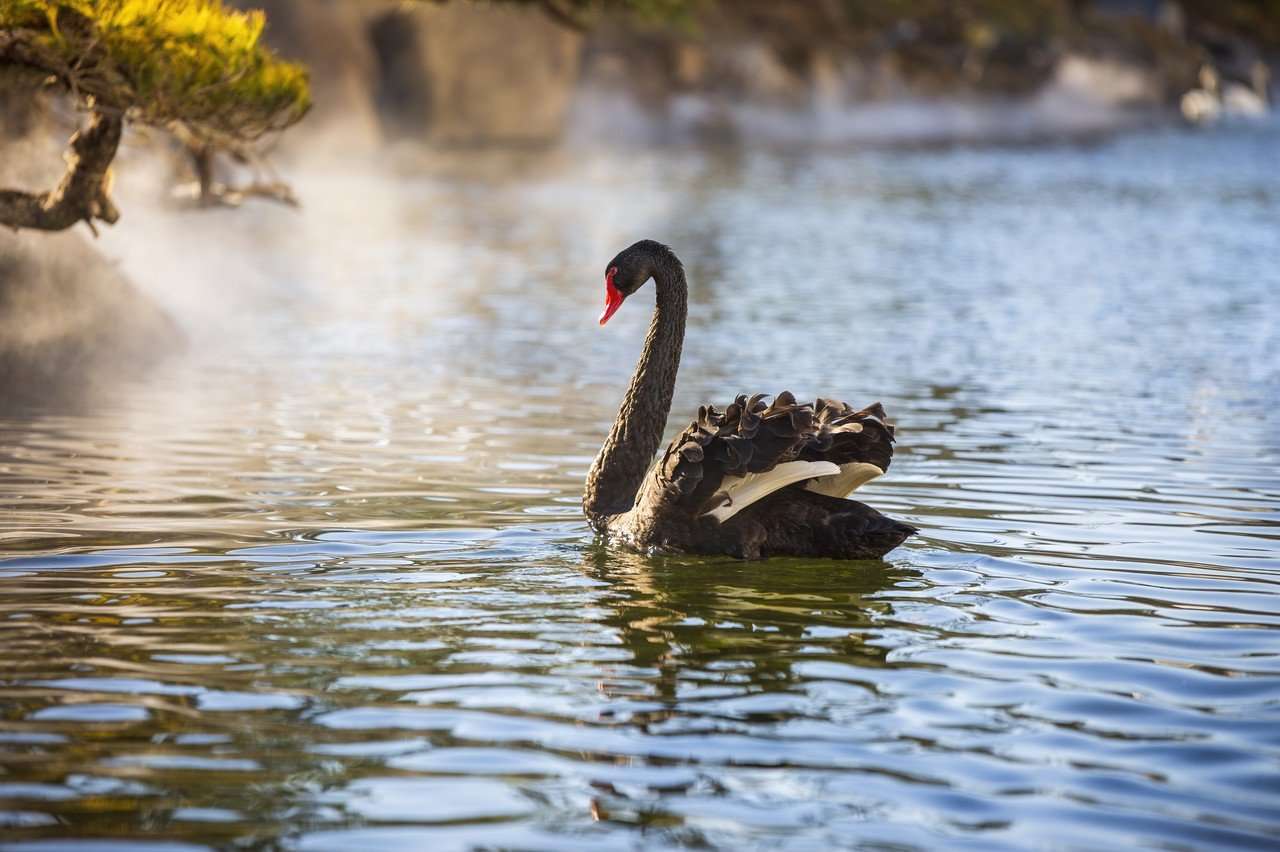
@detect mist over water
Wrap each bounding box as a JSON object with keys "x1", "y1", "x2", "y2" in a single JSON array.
[{"x1": 0, "y1": 121, "x2": 1278, "y2": 849}]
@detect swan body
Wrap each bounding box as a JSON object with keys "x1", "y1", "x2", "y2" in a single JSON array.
[{"x1": 584, "y1": 240, "x2": 916, "y2": 560}]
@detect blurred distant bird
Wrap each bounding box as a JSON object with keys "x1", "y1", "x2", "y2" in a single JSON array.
[
  {"x1": 1181, "y1": 64, "x2": 1270, "y2": 125},
  {"x1": 584, "y1": 240, "x2": 916, "y2": 560}
]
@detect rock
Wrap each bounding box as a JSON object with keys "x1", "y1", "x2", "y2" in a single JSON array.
[
  {"x1": 370, "y1": 3, "x2": 583, "y2": 146},
  {"x1": 233, "y1": 0, "x2": 386, "y2": 151},
  {"x1": 0, "y1": 73, "x2": 182, "y2": 410},
  {"x1": 0, "y1": 229, "x2": 183, "y2": 410},
  {"x1": 233, "y1": 1, "x2": 584, "y2": 148}
]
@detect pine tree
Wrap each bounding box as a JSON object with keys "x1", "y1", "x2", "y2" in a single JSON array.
[{"x1": 0, "y1": 1, "x2": 309, "y2": 232}]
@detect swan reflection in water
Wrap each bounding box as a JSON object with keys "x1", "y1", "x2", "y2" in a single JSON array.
[
  {"x1": 575, "y1": 545, "x2": 915, "y2": 829},
  {"x1": 580, "y1": 545, "x2": 911, "y2": 717}
]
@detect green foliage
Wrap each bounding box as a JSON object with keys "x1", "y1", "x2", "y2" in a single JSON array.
[
  {"x1": 0, "y1": 0, "x2": 309, "y2": 141},
  {"x1": 472, "y1": 0, "x2": 699, "y2": 28},
  {"x1": 841, "y1": 0, "x2": 1072, "y2": 46}
]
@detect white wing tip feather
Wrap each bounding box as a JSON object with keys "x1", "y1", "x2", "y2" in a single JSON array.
[
  {"x1": 701, "y1": 460, "x2": 841, "y2": 524},
  {"x1": 804, "y1": 462, "x2": 885, "y2": 499}
]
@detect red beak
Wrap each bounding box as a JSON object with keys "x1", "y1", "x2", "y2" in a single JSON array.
[{"x1": 599, "y1": 269, "x2": 624, "y2": 325}]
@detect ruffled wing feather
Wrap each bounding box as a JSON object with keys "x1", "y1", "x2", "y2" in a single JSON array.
[{"x1": 652, "y1": 392, "x2": 897, "y2": 522}]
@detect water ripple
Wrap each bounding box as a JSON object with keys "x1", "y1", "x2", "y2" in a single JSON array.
[{"x1": 2, "y1": 128, "x2": 1279, "y2": 849}]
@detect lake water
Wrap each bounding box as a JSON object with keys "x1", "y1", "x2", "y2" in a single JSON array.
[{"x1": 1, "y1": 122, "x2": 1278, "y2": 850}]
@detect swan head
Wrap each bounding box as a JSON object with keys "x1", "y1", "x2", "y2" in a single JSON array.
[{"x1": 599, "y1": 239, "x2": 674, "y2": 325}]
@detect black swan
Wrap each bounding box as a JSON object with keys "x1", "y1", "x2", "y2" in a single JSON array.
[{"x1": 583, "y1": 239, "x2": 917, "y2": 560}]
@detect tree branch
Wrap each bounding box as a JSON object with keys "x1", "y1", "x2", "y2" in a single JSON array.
[
  {"x1": 0, "y1": 109, "x2": 122, "y2": 234},
  {"x1": 539, "y1": 0, "x2": 590, "y2": 32}
]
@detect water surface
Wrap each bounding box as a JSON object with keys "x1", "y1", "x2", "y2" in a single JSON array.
[{"x1": 1, "y1": 123, "x2": 1278, "y2": 850}]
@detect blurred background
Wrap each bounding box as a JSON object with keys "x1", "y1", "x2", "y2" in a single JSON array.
[
  {"x1": 2, "y1": 0, "x2": 1277, "y2": 398},
  {"x1": 0, "y1": 2, "x2": 1277, "y2": 849},
  {"x1": 0, "y1": 0, "x2": 1274, "y2": 394}
]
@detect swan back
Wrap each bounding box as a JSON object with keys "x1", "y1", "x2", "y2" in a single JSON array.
[{"x1": 630, "y1": 393, "x2": 897, "y2": 526}]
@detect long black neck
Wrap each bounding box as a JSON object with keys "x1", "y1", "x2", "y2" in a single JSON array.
[{"x1": 584, "y1": 249, "x2": 688, "y2": 526}]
